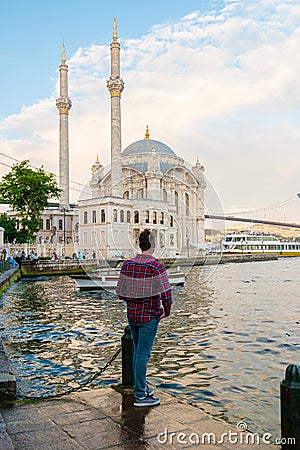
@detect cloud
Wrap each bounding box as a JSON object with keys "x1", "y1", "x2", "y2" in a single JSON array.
[{"x1": 0, "y1": 0, "x2": 299, "y2": 221}]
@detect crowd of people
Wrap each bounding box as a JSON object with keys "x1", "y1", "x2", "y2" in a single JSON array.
[
  {"x1": 0, "y1": 247, "x2": 99, "y2": 268},
  {"x1": 0, "y1": 249, "x2": 40, "y2": 267}
]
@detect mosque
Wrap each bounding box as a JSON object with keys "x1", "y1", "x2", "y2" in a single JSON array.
[{"x1": 35, "y1": 19, "x2": 207, "y2": 259}]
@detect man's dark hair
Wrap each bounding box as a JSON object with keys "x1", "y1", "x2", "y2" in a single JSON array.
[{"x1": 139, "y1": 229, "x2": 154, "y2": 251}]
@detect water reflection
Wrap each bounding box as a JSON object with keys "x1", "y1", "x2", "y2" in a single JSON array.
[{"x1": 0, "y1": 258, "x2": 299, "y2": 439}]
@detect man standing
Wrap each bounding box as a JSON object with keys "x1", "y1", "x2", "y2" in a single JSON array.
[{"x1": 116, "y1": 229, "x2": 172, "y2": 407}]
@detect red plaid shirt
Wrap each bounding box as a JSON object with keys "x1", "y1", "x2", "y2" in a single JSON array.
[{"x1": 116, "y1": 254, "x2": 172, "y2": 323}]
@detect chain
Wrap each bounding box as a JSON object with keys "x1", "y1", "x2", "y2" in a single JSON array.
[{"x1": 0, "y1": 346, "x2": 121, "y2": 401}]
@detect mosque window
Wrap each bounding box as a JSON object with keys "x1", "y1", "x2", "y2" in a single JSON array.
[
  {"x1": 101, "y1": 230, "x2": 105, "y2": 244},
  {"x1": 46, "y1": 219, "x2": 51, "y2": 230},
  {"x1": 170, "y1": 234, "x2": 174, "y2": 246},
  {"x1": 92, "y1": 210, "x2": 97, "y2": 223},
  {"x1": 159, "y1": 231, "x2": 164, "y2": 248},
  {"x1": 185, "y1": 193, "x2": 190, "y2": 216},
  {"x1": 40, "y1": 219, "x2": 44, "y2": 230},
  {"x1": 59, "y1": 219, "x2": 63, "y2": 230},
  {"x1": 83, "y1": 211, "x2": 88, "y2": 224},
  {"x1": 127, "y1": 211, "x2": 131, "y2": 223},
  {"x1": 113, "y1": 209, "x2": 118, "y2": 222},
  {"x1": 134, "y1": 211, "x2": 139, "y2": 223},
  {"x1": 160, "y1": 212, "x2": 164, "y2": 224},
  {"x1": 101, "y1": 209, "x2": 106, "y2": 222},
  {"x1": 120, "y1": 210, "x2": 124, "y2": 222},
  {"x1": 145, "y1": 211, "x2": 149, "y2": 224},
  {"x1": 123, "y1": 191, "x2": 129, "y2": 199},
  {"x1": 163, "y1": 189, "x2": 167, "y2": 202},
  {"x1": 170, "y1": 215, "x2": 174, "y2": 227},
  {"x1": 175, "y1": 191, "x2": 179, "y2": 214},
  {"x1": 137, "y1": 188, "x2": 143, "y2": 198},
  {"x1": 153, "y1": 211, "x2": 157, "y2": 224}
]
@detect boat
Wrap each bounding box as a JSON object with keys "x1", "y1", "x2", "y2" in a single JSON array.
[
  {"x1": 70, "y1": 265, "x2": 185, "y2": 291},
  {"x1": 222, "y1": 231, "x2": 300, "y2": 257}
]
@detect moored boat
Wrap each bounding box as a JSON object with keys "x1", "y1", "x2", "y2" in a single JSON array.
[
  {"x1": 222, "y1": 232, "x2": 300, "y2": 257},
  {"x1": 70, "y1": 266, "x2": 185, "y2": 291}
]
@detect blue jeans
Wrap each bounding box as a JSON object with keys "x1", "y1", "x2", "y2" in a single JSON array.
[{"x1": 129, "y1": 316, "x2": 160, "y2": 399}]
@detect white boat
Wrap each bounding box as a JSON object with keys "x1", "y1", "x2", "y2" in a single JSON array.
[
  {"x1": 222, "y1": 232, "x2": 300, "y2": 257},
  {"x1": 70, "y1": 266, "x2": 185, "y2": 291}
]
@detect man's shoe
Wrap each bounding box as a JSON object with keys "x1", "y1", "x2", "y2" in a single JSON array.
[
  {"x1": 146, "y1": 385, "x2": 154, "y2": 397},
  {"x1": 134, "y1": 396, "x2": 160, "y2": 407}
]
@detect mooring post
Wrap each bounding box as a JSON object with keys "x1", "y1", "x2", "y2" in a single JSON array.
[
  {"x1": 121, "y1": 325, "x2": 134, "y2": 388},
  {"x1": 280, "y1": 364, "x2": 300, "y2": 449}
]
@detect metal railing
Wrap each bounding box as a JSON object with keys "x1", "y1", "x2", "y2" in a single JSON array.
[{"x1": 0, "y1": 261, "x2": 11, "y2": 273}]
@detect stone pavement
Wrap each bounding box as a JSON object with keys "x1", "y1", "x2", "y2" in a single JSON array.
[{"x1": 0, "y1": 386, "x2": 277, "y2": 449}]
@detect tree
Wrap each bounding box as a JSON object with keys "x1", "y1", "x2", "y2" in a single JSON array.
[
  {"x1": 0, "y1": 160, "x2": 61, "y2": 243},
  {"x1": 0, "y1": 214, "x2": 18, "y2": 243}
]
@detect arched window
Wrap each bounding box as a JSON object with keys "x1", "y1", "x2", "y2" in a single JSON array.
[
  {"x1": 163, "y1": 189, "x2": 167, "y2": 202},
  {"x1": 159, "y1": 231, "x2": 164, "y2": 248},
  {"x1": 160, "y1": 212, "x2": 164, "y2": 225},
  {"x1": 127, "y1": 211, "x2": 131, "y2": 223},
  {"x1": 145, "y1": 211, "x2": 149, "y2": 224},
  {"x1": 101, "y1": 209, "x2": 106, "y2": 222},
  {"x1": 170, "y1": 215, "x2": 174, "y2": 227},
  {"x1": 113, "y1": 209, "x2": 117, "y2": 222},
  {"x1": 137, "y1": 188, "x2": 143, "y2": 198},
  {"x1": 134, "y1": 211, "x2": 139, "y2": 224},
  {"x1": 175, "y1": 191, "x2": 179, "y2": 214},
  {"x1": 83, "y1": 211, "x2": 88, "y2": 224},
  {"x1": 153, "y1": 211, "x2": 157, "y2": 224},
  {"x1": 40, "y1": 219, "x2": 44, "y2": 230},
  {"x1": 185, "y1": 193, "x2": 190, "y2": 216},
  {"x1": 120, "y1": 210, "x2": 124, "y2": 222},
  {"x1": 123, "y1": 191, "x2": 129, "y2": 199},
  {"x1": 92, "y1": 210, "x2": 97, "y2": 223},
  {"x1": 58, "y1": 219, "x2": 63, "y2": 230},
  {"x1": 46, "y1": 219, "x2": 51, "y2": 230}
]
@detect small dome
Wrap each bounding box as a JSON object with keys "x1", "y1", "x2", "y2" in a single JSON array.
[{"x1": 122, "y1": 139, "x2": 176, "y2": 157}]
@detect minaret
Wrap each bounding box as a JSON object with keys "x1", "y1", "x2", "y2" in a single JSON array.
[
  {"x1": 56, "y1": 43, "x2": 72, "y2": 208},
  {"x1": 107, "y1": 17, "x2": 124, "y2": 197}
]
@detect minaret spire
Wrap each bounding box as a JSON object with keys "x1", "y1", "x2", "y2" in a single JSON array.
[
  {"x1": 62, "y1": 42, "x2": 66, "y2": 63},
  {"x1": 107, "y1": 17, "x2": 124, "y2": 197},
  {"x1": 113, "y1": 16, "x2": 118, "y2": 41},
  {"x1": 56, "y1": 42, "x2": 72, "y2": 208}
]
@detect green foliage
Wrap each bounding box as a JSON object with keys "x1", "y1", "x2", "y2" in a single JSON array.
[
  {"x1": 0, "y1": 160, "x2": 61, "y2": 243},
  {"x1": 0, "y1": 214, "x2": 18, "y2": 243}
]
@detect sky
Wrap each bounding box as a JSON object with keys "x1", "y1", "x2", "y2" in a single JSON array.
[{"x1": 0, "y1": 0, "x2": 300, "y2": 223}]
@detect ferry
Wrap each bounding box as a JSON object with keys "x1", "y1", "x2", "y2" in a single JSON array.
[{"x1": 222, "y1": 232, "x2": 300, "y2": 257}]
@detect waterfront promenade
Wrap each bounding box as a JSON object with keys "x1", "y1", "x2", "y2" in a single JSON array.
[{"x1": 0, "y1": 386, "x2": 276, "y2": 449}]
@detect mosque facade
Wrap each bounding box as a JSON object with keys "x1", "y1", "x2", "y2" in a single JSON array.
[{"x1": 77, "y1": 19, "x2": 206, "y2": 259}]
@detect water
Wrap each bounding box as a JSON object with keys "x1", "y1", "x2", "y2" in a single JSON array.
[{"x1": 0, "y1": 258, "x2": 299, "y2": 439}]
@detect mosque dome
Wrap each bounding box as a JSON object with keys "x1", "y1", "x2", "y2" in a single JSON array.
[{"x1": 122, "y1": 126, "x2": 176, "y2": 157}]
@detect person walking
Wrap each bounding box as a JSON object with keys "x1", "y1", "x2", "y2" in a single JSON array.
[{"x1": 116, "y1": 229, "x2": 172, "y2": 407}]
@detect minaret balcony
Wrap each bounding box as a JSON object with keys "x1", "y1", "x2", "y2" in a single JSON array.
[
  {"x1": 56, "y1": 97, "x2": 72, "y2": 114},
  {"x1": 107, "y1": 77, "x2": 124, "y2": 97}
]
